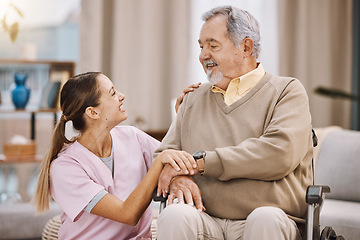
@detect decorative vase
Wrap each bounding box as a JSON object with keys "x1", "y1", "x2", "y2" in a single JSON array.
[{"x1": 11, "y1": 73, "x2": 30, "y2": 109}]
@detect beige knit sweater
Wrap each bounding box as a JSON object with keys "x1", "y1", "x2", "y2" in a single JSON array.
[{"x1": 155, "y1": 73, "x2": 313, "y2": 220}]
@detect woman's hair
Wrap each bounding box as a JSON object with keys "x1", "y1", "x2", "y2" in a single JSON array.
[
  {"x1": 34, "y1": 72, "x2": 101, "y2": 212},
  {"x1": 201, "y1": 6, "x2": 261, "y2": 59}
]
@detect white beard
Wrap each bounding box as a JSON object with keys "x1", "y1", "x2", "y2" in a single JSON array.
[{"x1": 207, "y1": 68, "x2": 224, "y2": 85}]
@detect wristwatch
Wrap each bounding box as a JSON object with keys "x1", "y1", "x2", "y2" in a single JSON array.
[{"x1": 193, "y1": 150, "x2": 206, "y2": 174}]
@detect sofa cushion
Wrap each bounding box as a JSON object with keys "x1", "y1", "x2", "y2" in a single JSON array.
[
  {"x1": 0, "y1": 202, "x2": 61, "y2": 239},
  {"x1": 315, "y1": 129, "x2": 360, "y2": 202},
  {"x1": 320, "y1": 199, "x2": 360, "y2": 240}
]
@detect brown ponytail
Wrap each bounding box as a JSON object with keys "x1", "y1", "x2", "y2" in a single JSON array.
[
  {"x1": 33, "y1": 114, "x2": 72, "y2": 212},
  {"x1": 33, "y1": 72, "x2": 101, "y2": 212}
]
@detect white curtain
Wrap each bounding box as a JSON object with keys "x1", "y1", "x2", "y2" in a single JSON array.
[
  {"x1": 80, "y1": 0, "x2": 190, "y2": 130},
  {"x1": 278, "y1": 0, "x2": 353, "y2": 129},
  {"x1": 81, "y1": 0, "x2": 354, "y2": 130}
]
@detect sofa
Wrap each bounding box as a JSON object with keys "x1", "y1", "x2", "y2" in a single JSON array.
[
  {"x1": 313, "y1": 127, "x2": 360, "y2": 240},
  {"x1": 0, "y1": 202, "x2": 61, "y2": 240}
]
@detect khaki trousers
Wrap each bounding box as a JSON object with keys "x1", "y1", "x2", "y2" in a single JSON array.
[{"x1": 157, "y1": 203, "x2": 301, "y2": 240}]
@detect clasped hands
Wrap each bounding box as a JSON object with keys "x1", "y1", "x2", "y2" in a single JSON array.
[{"x1": 157, "y1": 149, "x2": 205, "y2": 212}]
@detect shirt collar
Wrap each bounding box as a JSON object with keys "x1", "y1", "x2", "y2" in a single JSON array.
[{"x1": 211, "y1": 63, "x2": 265, "y2": 94}]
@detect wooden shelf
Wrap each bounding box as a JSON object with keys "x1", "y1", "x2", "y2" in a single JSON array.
[
  {"x1": 0, "y1": 154, "x2": 42, "y2": 163},
  {"x1": 0, "y1": 59, "x2": 75, "y2": 77},
  {"x1": 0, "y1": 59, "x2": 75, "y2": 65},
  {"x1": 0, "y1": 107, "x2": 59, "y2": 113}
]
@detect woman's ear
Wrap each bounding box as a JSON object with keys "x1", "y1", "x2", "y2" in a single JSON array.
[
  {"x1": 84, "y1": 107, "x2": 100, "y2": 120},
  {"x1": 243, "y1": 38, "x2": 254, "y2": 58}
]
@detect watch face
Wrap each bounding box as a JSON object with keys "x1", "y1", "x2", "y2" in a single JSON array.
[{"x1": 193, "y1": 150, "x2": 205, "y2": 160}]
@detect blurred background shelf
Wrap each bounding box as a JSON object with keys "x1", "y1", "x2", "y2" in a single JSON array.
[
  {"x1": 0, "y1": 59, "x2": 75, "y2": 77},
  {"x1": 0, "y1": 108, "x2": 58, "y2": 140}
]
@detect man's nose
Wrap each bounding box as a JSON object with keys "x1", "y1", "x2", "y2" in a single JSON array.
[{"x1": 199, "y1": 48, "x2": 210, "y2": 62}]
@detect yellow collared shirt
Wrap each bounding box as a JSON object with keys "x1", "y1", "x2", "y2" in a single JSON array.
[{"x1": 212, "y1": 63, "x2": 265, "y2": 106}]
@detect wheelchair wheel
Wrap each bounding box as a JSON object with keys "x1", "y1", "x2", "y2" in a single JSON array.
[{"x1": 320, "y1": 226, "x2": 345, "y2": 240}]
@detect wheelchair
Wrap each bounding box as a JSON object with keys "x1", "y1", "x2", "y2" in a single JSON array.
[
  {"x1": 305, "y1": 129, "x2": 344, "y2": 240},
  {"x1": 153, "y1": 130, "x2": 345, "y2": 240}
]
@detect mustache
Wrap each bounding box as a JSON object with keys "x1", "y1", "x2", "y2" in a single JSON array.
[{"x1": 203, "y1": 59, "x2": 218, "y2": 67}]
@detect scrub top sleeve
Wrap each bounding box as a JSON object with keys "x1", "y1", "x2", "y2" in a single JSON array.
[
  {"x1": 50, "y1": 159, "x2": 105, "y2": 222},
  {"x1": 134, "y1": 127, "x2": 160, "y2": 168},
  {"x1": 84, "y1": 189, "x2": 108, "y2": 213}
]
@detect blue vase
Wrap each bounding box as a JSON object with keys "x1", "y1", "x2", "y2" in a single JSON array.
[{"x1": 12, "y1": 73, "x2": 30, "y2": 109}]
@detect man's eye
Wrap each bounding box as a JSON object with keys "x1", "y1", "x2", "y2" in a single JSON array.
[
  {"x1": 210, "y1": 45, "x2": 218, "y2": 49},
  {"x1": 112, "y1": 91, "x2": 116, "y2": 96}
]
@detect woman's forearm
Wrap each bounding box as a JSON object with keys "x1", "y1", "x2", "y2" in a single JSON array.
[
  {"x1": 91, "y1": 159, "x2": 163, "y2": 225},
  {"x1": 121, "y1": 159, "x2": 163, "y2": 225},
  {"x1": 91, "y1": 149, "x2": 195, "y2": 225}
]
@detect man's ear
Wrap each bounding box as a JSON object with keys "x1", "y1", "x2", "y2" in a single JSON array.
[
  {"x1": 84, "y1": 106, "x2": 100, "y2": 120},
  {"x1": 243, "y1": 38, "x2": 254, "y2": 58}
]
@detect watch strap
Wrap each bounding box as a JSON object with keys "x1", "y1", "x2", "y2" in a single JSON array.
[
  {"x1": 196, "y1": 158, "x2": 205, "y2": 174},
  {"x1": 193, "y1": 150, "x2": 206, "y2": 175}
]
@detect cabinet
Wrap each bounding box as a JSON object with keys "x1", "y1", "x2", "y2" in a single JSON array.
[{"x1": 0, "y1": 60, "x2": 75, "y2": 202}]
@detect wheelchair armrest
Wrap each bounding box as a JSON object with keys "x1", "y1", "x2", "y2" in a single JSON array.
[
  {"x1": 306, "y1": 185, "x2": 331, "y2": 240},
  {"x1": 152, "y1": 191, "x2": 168, "y2": 202},
  {"x1": 153, "y1": 187, "x2": 168, "y2": 213},
  {"x1": 306, "y1": 185, "x2": 330, "y2": 205}
]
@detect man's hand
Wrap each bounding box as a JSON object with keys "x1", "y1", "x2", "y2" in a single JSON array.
[
  {"x1": 168, "y1": 176, "x2": 205, "y2": 212},
  {"x1": 175, "y1": 82, "x2": 201, "y2": 113},
  {"x1": 157, "y1": 164, "x2": 199, "y2": 198}
]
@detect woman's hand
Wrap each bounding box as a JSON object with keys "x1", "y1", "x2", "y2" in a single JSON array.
[
  {"x1": 175, "y1": 82, "x2": 201, "y2": 113},
  {"x1": 157, "y1": 149, "x2": 197, "y2": 174}
]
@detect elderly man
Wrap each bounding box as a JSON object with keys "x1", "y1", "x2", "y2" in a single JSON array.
[{"x1": 155, "y1": 5, "x2": 313, "y2": 240}]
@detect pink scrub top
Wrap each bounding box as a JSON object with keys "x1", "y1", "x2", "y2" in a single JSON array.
[{"x1": 50, "y1": 126, "x2": 160, "y2": 240}]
